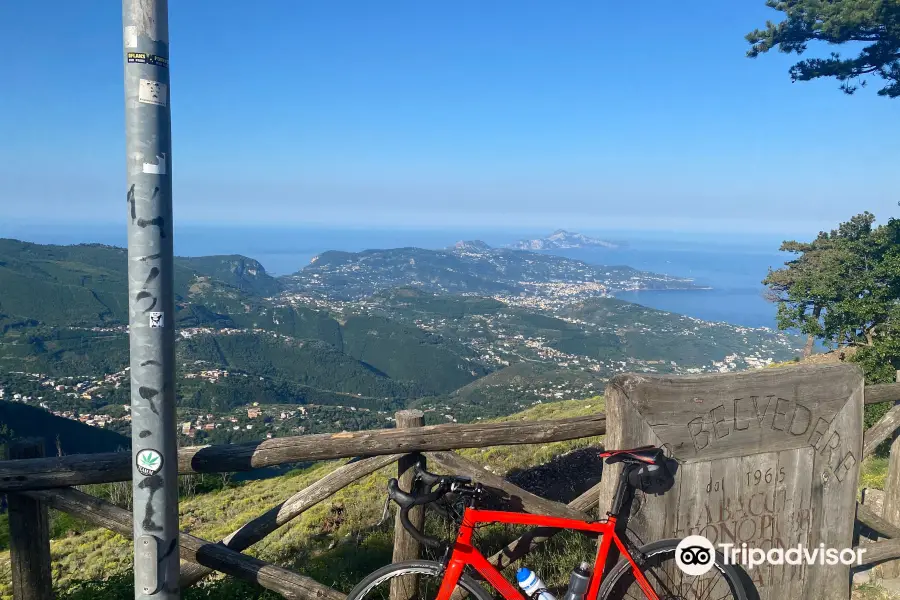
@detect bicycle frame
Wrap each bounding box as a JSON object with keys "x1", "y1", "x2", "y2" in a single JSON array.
[{"x1": 433, "y1": 507, "x2": 660, "y2": 600}]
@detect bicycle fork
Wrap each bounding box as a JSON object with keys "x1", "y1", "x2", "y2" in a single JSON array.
[
  {"x1": 434, "y1": 511, "x2": 525, "y2": 600},
  {"x1": 593, "y1": 515, "x2": 661, "y2": 600}
]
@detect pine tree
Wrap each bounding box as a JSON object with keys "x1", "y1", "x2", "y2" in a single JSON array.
[
  {"x1": 747, "y1": 0, "x2": 900, "y2": 97},
  {"x1": 764, "y1": 212, "x2": 900, "y2": 382}
]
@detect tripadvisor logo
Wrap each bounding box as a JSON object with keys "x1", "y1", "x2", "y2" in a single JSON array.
[
  {"x1": 675, "y1": 535, "x2": 867, "y2": 575},
  {"x1": 676, "y1": 536, "x2": 716, "y2": 576}
]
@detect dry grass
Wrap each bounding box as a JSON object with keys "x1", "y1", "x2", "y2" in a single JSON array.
[
  {"x1": 860, "y1": 456, "x2": 890, "y2": 491},
  {"x1": 853, "y1": 582, "x2": 900, "y2": 600}
]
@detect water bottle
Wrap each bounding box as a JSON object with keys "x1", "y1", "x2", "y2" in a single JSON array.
[
  {"x1": 516, "y1": 567, "x2": 557, "y2": 600},
  {"x1": 561, "y1": 562, "x2": 592, "y2": 600}
]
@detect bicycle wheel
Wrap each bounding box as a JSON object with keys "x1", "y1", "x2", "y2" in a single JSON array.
[
  {"x1": 598, "y1": 539, "x2": 751, "y2": 600},
  {"x1": 347, "y1": 560, "x2": 493, "y2": 600}
]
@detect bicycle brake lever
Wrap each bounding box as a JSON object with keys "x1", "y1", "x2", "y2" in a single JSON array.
[{"x1": 376, "y1": 494, "x2": 392, "y2": 526}]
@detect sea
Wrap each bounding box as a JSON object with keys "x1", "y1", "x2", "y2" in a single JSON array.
[{"x1": 2, "y1": 223, "x2": 798, "y2": 331}]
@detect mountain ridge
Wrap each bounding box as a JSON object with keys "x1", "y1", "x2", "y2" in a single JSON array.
[
  {"x1": 0, "y1": 238, "x2": 282, "y2": 327},
  {"x1": 290, "y1": 243, "x2": 697, "y2": 300},
  {"x1": 507, "y1": 229, "x2": 622, "y2": 251}
]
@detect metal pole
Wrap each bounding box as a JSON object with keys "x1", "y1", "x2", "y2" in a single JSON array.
[{"x1": 122, "y1": 1, "x2": 179, "y2": 598}]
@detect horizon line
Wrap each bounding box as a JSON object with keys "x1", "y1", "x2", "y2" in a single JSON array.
[{"x1": 0, "y1": 219, "x2": 825, "y2": 239}]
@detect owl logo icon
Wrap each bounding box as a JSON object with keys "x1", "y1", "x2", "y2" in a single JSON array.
[
  {"x1": 149, "y1": 312, "x2": 164, "y2": 328},
  {"x1": 676, "y1": 536, "x2": 716, "y2": 576}
]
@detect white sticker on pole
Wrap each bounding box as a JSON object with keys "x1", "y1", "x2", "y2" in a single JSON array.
[
  {"x1": 149, "y1": 312, "x2": 164, "y2": 328},
  {"x1": 138, "y1": 80, "x2": 167, "y2": 106},
  {"x1": 143, "y1": 153, "x2": 167, "y2": 175},
  {"x1": 124, "y1": 25, "x2": 138, "y2": 48},
  {"x1": 136, "y1": 449, "x2": 164, "y2": 476}
]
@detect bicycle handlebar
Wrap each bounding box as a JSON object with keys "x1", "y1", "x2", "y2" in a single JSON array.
[
  {"x1": 386, "y1": 478, "x2": 445, "y2": 549},
  {"x1": 413, "y1": 463, "x2": 442, "y2": 488},
  {"x1": 412, "y1": 457, "x2": 472, "y2": 488},
  {"x1": 385, "y1": 461, "x2": 477, "y2": 550}
]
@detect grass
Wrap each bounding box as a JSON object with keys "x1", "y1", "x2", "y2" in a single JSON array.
[
  {"x1": 853, "y1": 439, "x2": 897, "y2": 599},
  {"x1": 0, "y1": 397, "x2": 605, "y2": 599},
  {"x1": 853, "y1": 582, "x2": 900, "y2": 600},
  {"x1": 455, "y1": 397, "x2": 605, "y2": 474},
  {"x1": 860, "y1": 456, "x2": 890, "y2": 491}
]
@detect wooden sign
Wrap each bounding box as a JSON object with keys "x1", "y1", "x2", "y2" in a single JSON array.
[{"x1": 599, "y1": 364, "x2": 863, "y2": 600}]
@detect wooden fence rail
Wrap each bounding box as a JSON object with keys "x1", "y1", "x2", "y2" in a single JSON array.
[
  {"x1": 862, "y1": 383, "x2": 900, "y2": 405},
  {"x1": 25, "y1": 486, "x2": 345, "y2": 600},
  {"x1": 179, "y1": 453, "x2": 402, "y2": 588},
  {"x1": 863, "y1": 404, "x2": 900, "y2": 457},
  {"x1": 2, "y1": 379, "x2": 900, "y2": 598},
  {"x1": 857, "y1": 504, "x2": 900, "y2": 540},
  {"x1": 2, "y1": 383, "x2": 899, "y2": 493},
  {"x1": 0, "y1": 414, "x2": 607, "y2": 492}
]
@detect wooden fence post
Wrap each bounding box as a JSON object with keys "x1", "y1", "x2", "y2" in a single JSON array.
[
  {"x1": 7, "y1": 438, "x2": 54, "y2": 600},
  {"x1": 882, "y1": 371, "x2": 900, "y2": 579},
  {"x1": 391, "y1": 410, "x2": 425, "y2": 600}
]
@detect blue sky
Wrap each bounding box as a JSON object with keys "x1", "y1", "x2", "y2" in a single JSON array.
[{"x1": 1, "y1": 1, "x2": 896, "y2": 235}]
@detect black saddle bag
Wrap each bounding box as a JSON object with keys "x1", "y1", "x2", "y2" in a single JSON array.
[{"x1": 625, "y1": 458, "x2": 677, "y2": 496}]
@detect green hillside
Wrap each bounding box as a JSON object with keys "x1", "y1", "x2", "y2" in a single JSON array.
[
  {"x1": 562, "y1": 298, "x2": 794, "y2": 364},
  {"x1": 0, "y1": 239, "x2": 280, "y2": 327},
  {"x1": 339, "y1": 315, "x2": 490, "y2": 394},
  {"x1": 176, "y1": 255, "x2": 282, "y2": 297},
  {"x1": 260, "y1": 305, "x2": 343, "y2": 345},
  {"x1": 0, "y1": 326, "x2": 130, "y2": 375},
  {"x1": 178, "y1": 333, "x2": 419, "y2": 398},
  {"x1": 412, "y1": 362, "x2": 606, "y2": 422},
  {"x1": 376, "y1": 289, "x2": 800, "y2": 371},
  {"x1": 0, "y1": 401, "x2": 130, "y2": 456},
  {"x1": 376, "y1": 287, "x2": 507, "y2": 318},
  {"x1": 0, "y1": 239, "x2": 488, "y2": 401},
  {"x1": 174, "y1": 298, "x2": 344, "y2": 349},
  {"x1": 178, "y1": 375, "x2": 402, "y2": 415}
]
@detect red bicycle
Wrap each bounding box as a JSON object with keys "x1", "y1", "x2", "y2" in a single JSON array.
[{"x1": 347, "y1": 447, "x2": 749, "y2": 600}]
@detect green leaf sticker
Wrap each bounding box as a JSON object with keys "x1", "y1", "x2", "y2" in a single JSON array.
[{"x1": 136, "y1": 449, "x2": 164, "y2": 476}]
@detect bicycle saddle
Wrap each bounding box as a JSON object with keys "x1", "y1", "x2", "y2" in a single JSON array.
[{"x1": 599, "y1": 446, "x2": 665, "y2": 465}]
